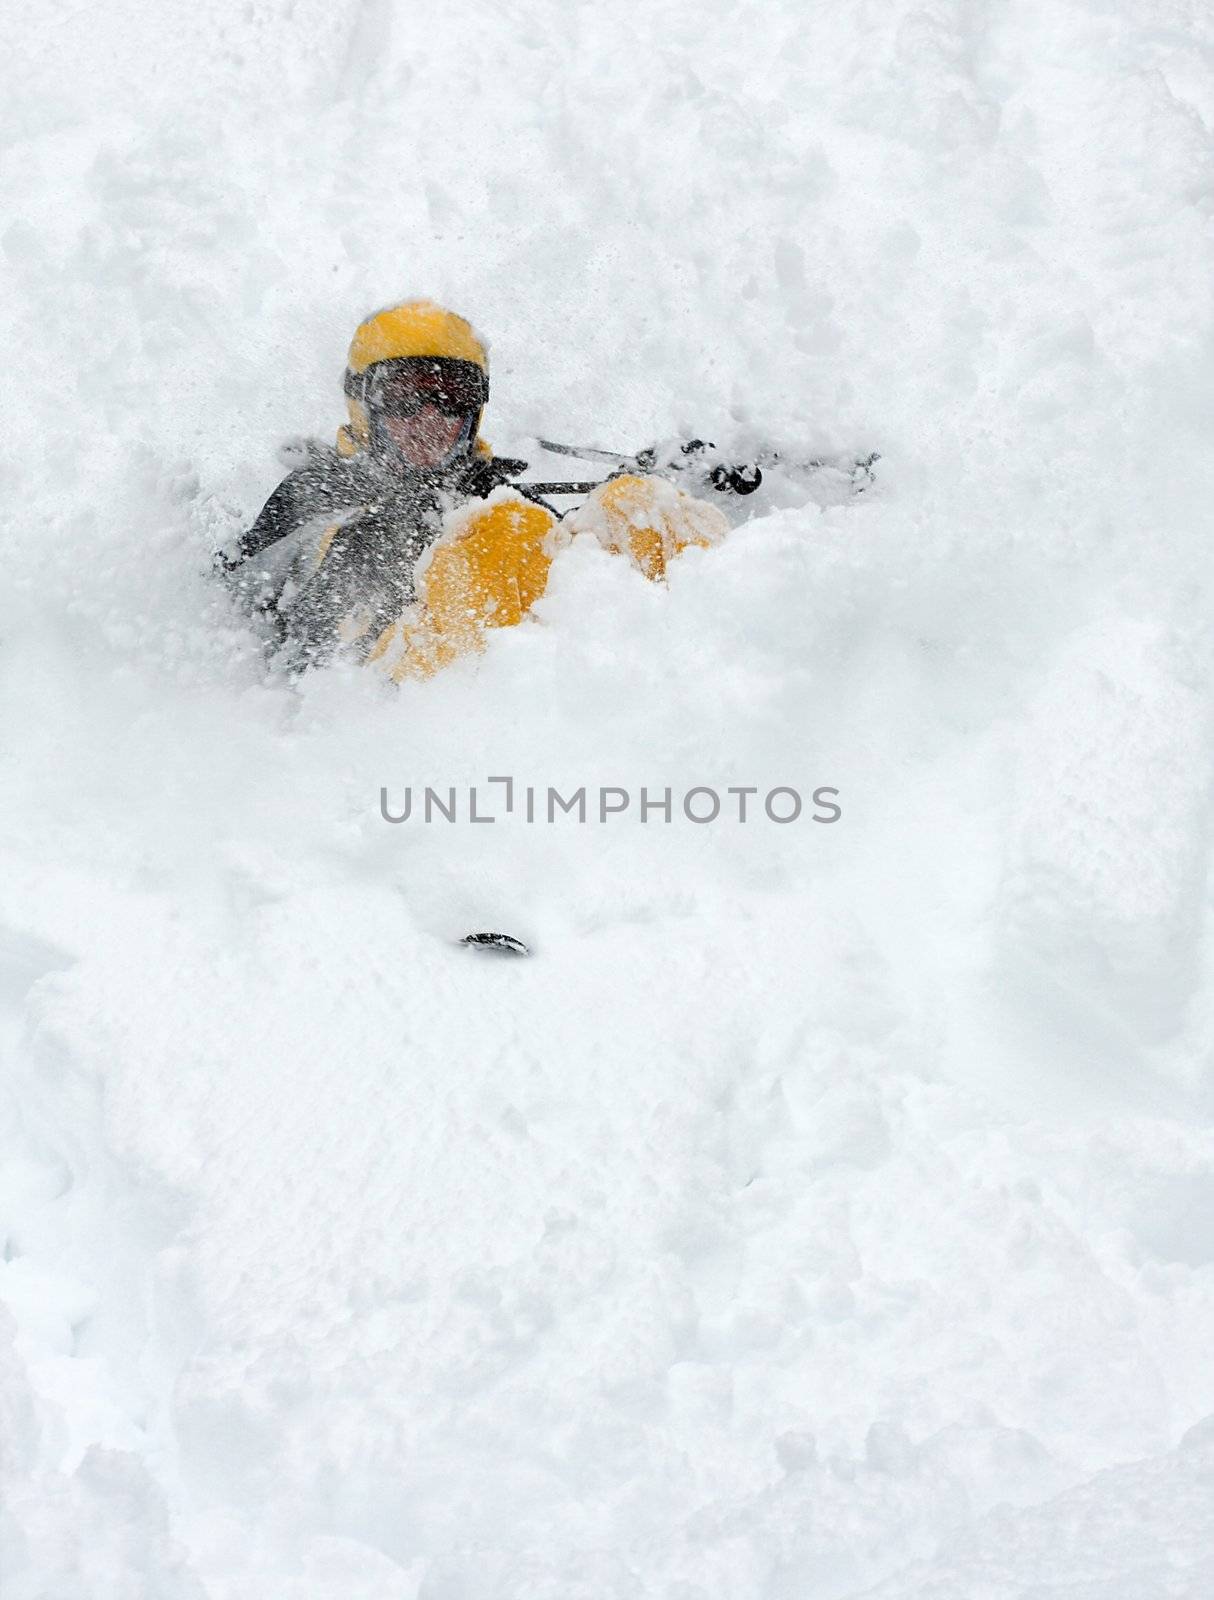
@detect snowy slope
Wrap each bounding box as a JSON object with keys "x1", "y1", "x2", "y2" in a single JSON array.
[{"x1": 3, "y1": 1, "x2": 1214, "y2": 1596}]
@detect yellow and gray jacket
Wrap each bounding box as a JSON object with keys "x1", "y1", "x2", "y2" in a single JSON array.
[
  {"x1": 224, "y1": 443, "x2": 731, "y2": 681},
  {"x1": 221, "y1": 438, "x2": 533, "y2": 667}
]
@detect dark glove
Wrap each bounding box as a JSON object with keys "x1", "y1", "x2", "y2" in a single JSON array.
[{"x1": 456, "y1": 455, "x2": 530, "y2": 499}]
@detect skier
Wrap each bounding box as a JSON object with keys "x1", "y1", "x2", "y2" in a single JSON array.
[{"x1": 220, "y1": 298, "x2": 730, "y2": 680}]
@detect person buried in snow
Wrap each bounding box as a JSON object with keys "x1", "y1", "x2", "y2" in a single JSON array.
[{"x1": 219, "y1": 299, "x2": 731, "y2": 681}]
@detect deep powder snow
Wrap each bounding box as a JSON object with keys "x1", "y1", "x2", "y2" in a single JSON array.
[{"x1": 2, "y1": 2, "x2": 1214, "y2": 1596}]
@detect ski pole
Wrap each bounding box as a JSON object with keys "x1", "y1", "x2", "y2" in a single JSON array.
[
  {"x1": 535, "y1": 437, "x2": 763, "y2": 495},
  {"x1": 520, "y1": 480, "x2": 609, "y2": 495}
]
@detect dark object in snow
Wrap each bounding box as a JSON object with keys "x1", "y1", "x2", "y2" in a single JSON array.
[{"x1": 460, "y1": 932, "x2": 532, "y2": 957}]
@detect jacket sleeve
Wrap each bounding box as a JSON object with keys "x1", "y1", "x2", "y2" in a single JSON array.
[
  {"x1": 217, "y1": 449, "x2": 367, "y2": 573},
  {"x1": 366, "y1": 496, "x2": 558, "y2": 681},
  {"x1": 218, "y1": 474, "x2": 308, "y2": 571}
]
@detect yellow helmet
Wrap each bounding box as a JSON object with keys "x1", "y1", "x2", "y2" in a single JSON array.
[{"x1": 338, "y1": 299, "x2": 490, "y2": 464}]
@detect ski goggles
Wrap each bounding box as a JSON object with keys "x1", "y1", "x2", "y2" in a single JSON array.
[{"x1": 360, "y1": 357, "x2": 488, "y2": 420}]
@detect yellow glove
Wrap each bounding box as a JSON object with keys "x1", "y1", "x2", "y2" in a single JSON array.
[{"x1": 564, "y1": 473, "x2": 729, "y2": 580}]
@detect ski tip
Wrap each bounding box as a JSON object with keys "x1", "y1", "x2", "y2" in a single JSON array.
[{"x1": 460, "y1": 932, "x2": 532, "y2": 957}]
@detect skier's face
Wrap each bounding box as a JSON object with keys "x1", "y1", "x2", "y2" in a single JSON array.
[
  {"x1": 381, "y1": 405, "x2": 469, "y2": 469},
  {"x1": 368, "y1": 357, "x2": 484, "y2": 472}
]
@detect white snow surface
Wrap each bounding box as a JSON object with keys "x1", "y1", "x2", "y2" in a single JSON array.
[{"x1": 3, "y1": 2, "x2": 1214, "y2": 1595}]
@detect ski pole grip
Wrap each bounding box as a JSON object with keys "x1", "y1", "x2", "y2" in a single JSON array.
[{"x1": 709, "y1": 461, "x2": 762, "y2": 495}]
